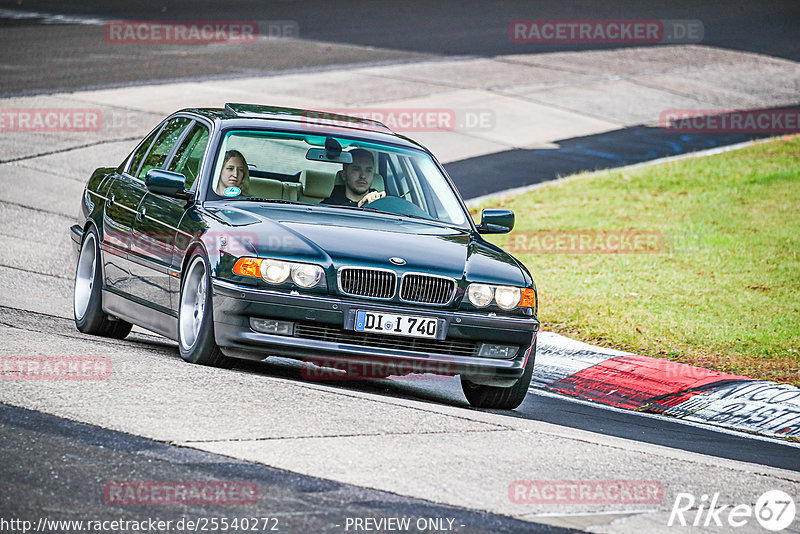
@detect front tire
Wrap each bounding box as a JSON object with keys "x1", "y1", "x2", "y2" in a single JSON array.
[
  {"x1": 460, "y1": 340, "x2": 536, "y2": 410},
  {"x1": 178, "y1": 252, "x2": 228, "y2": 367},
  {"x1": 73, "y1": 226, "x2": 132, "y2": 339}
]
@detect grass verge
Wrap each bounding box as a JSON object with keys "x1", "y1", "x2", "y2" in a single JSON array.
[{"x1": 476, "y1": 136, "x2": 799, "y2": 385}]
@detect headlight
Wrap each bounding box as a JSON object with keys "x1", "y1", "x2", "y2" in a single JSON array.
[
  {"x1": 464, "y1": 283, "x2": 534, "y2": 310},
  {"x1": 291, "y1": 263, "x2": 323, "y2": 288},
  {"x1": 494, "y1": 286, "x2": 521, "y2": 310},
  {"x1": 233, "y1": 257, "x2": 324, "y2": 288},
  {"x1": 467, "y1": 283, "x2": 494, "y2": 307},
  {"x1": 259, "y1": 259, "x2": 291, "y2": 284}
]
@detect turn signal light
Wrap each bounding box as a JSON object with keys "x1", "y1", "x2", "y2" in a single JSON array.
[
  {"x1": 518, "y1": 288, "x2": 537, "y2": 308},
  {"x1": 233, "y1": 257, "x2": 262, "y2": 278}
]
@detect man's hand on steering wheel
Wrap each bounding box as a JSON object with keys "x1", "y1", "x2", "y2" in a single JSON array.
[{"x1": 357, "y1": 190, "x2": 386, "y2": 207}]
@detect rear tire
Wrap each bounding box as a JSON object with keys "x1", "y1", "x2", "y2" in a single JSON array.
[
  {"x1": 178, "y1": 252, "x2": 228, "y2": 367},
  {"x1": 460, "y1": 340, "x2": 536, "y2": 410},
  {"x1": 73, "y1": 226, "x2": 132, "y2": 339}
]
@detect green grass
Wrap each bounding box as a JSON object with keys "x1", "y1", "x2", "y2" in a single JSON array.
[{"x1": 477, "y1": 137, "x2": 800, "y2": 385}]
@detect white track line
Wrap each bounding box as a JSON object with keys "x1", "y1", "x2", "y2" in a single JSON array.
[{"x1": 0, "y1": 8, "x2": 108, "y2": 25}]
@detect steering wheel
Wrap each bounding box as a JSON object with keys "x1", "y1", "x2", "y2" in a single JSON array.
[{"x1": 365, "y1": 195, "x2": 430, "y2": 219}]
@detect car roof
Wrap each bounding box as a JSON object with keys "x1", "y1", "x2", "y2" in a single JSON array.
[{"x1": 176, "y1": 103, "x2": 426, "y2": 151}]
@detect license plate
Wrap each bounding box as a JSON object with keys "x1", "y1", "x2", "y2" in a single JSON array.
[{"x1": 354, "y1": 310, "x2": 438, "y2": 339}]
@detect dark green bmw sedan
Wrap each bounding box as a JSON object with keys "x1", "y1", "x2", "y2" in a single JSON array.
[{"x1": 71, "y1": 103, "x2": 539, "y2": 409}]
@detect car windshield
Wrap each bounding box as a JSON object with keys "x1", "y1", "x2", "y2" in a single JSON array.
[{"x1": 207, "y1": 130, "x2": 469, "y2": 227}]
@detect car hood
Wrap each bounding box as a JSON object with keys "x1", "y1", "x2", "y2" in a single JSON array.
[{"x1": 207, "y1": 203, "x2": 527, "y2": 286}]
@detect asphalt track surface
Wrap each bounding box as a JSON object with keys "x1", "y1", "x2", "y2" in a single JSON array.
[
  {"x1": 1, "y1": 2, "x2": 799, "y2": 532},
  {"x1": 0, "y1": 305, "x2": 797, "y2": 528},
  {"x1": 446, "y1": 124, "x2": 795, "y2": 199},
  {"x1": 3, "y1": 1, "x2": 797, "y2": 198},
  {"x1": 0, "y1": 0, "x2": 798, "y2": 97},
  {"x1": 1, "y1": 403, "x2": 576, "y2": 534},
  {"x1": 2, "y1": 305, "x2": 798, "y2": 475}
]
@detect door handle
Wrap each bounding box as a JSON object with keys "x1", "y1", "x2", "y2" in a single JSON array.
[
  {"x1": 107, "y1": 194, "x2": 115, "y2": 207},
  {"x1": 136, "y1": 206, "x2": 146, "y2": 222}
]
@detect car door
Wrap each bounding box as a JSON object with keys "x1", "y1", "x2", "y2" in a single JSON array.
[
  {"x1": 163, "y1": 121, "x2": 212, "y2": 311},
  {"x1": 129, "y1": 118, "x2": 205, "y2": 313},
  {"x1": 101, "y1": 124, "x2": 163, "y2": 296}
]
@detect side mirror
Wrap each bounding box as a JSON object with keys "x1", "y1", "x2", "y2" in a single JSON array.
[
  {"x1": 145, "y1": 169, "x2": 192, "y2": 199},
  {"x1": 477, "y1": 209, "x2": 514, "y2": 234}
]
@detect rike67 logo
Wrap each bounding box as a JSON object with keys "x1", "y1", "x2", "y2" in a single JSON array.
[{"x1": 668, "y1": 490, "x2": 796, "y2": 531}]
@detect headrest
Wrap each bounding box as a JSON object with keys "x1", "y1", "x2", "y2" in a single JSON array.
[
  {"x1": 300, "y1": 169, "x2": 334, "y2": 198},
  {"x1": 247, "y1": 177, "x2": 283, "y2": 199}
]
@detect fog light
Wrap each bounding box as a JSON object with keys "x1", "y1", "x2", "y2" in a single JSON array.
[
  {"x1": 250, "y1": 318, "x2": 294, "y2": 336},
  {"x1": 478, "y1": 343, "x2": 518, "y2": 359}
]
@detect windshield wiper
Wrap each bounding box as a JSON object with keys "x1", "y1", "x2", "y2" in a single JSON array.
[
  {"x1": 237, "y1": 197, "x2": 306, "y2": 205},
  {"x1": 316, "y1": 203, "x2": 374, "y2": 212}
]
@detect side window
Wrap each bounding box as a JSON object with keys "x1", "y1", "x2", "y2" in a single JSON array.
[
  {"x1": 136, "y1": 117, "x2": 191, "y2": 180},
  {"x1": 384, "y1": 153, "x2": 416, "y2": 203},
  {"x1": 126, "y1": 126, "x2": 162, "y2": 176},
  {"x1": 379, "y1": 153, "x2": 400, "y2": 197},
  {"x1": 167, "y1": 122, "x2": 210, "y2": 189}
]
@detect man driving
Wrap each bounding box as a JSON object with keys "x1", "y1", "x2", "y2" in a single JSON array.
[{"x1": 321, "y1": 148, "x2": 386, "y2": 207}]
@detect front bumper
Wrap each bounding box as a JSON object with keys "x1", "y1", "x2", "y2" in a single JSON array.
[
  {"x1": 212, "y1": 279, "x2": 538, "y2": 384},
  {"x1": 70, "y1": 224, "x2": 84, "y2": 254}
]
